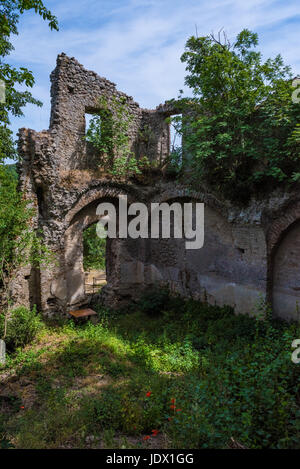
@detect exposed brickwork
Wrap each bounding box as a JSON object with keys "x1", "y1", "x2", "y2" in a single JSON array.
[{"x1": 267, "y1": 201, "x2": 300, "y2": 255}]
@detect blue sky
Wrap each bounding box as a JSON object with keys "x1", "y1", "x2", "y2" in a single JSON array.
[{"x1": 6, "y1": 0, "x2": 300, "y2": 143}]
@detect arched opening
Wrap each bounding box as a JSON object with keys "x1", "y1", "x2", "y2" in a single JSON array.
[
  {"x1": 83, "y1": 223, "x2": 107, "y2": 295},
  {"x1": 272, "y1": 219, "x2": 300, "y2": 321},
  {"x1": 64, "y1": 196, "x2": 118, "y2": 309}
]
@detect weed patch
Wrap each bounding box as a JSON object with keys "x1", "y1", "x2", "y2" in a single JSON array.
[{"x1": 0, "y1": 296, "x2": 299, "y2": 448}]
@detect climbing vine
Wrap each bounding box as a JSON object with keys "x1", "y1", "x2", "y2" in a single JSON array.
[{"x1": 85, "y1": 95, "x2": 142, "y2": 178}]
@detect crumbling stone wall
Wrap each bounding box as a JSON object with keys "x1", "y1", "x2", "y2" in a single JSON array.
[
  {"x1": 14, "y1": 54, "x2": 300, "y2": 322},
  {"x1": 48, "y1": 53, "x2": 170, "y2": 170}
]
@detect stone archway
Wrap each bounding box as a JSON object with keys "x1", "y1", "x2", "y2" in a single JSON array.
[
  {"x1": 272, "y1": 219, "x2": 300, "y2": 321},
  {"x1": 65, "y1": 204, "x2": 102, "y2": 307},
  {"x1": 64, "y1": 194, "x2": 125, "y2": 309}
]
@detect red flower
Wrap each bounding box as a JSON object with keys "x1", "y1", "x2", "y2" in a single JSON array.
[
  {"x1": 20, "y1": 406, "x2": 24, "y2": 409},
  {"x1": 151, "y1": 429, "x2": 159, "y2": 436},
  {"x1": 167, "y1": 417, "x2": 173, "y2": 421},
  {"x1": 143, "y1": 435, "x2": 151, "y2": 441},
  {"x1": 171, "y1": 398, "x2": 175, "y2": 404},
  {"x1": 170, "y1": 404, "x2": 176, "y2": 409},
  {"x1": 146, "y1": 391, "x2": 152, "y2": 397},
  {"x1": 176, "y1": 408, "x2": 182, "y2": 412}
]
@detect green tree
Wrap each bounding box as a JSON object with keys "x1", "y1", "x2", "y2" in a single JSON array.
[
  {"x1": 83, "y1": 224, "x2": 106, "y2": 271},
  {"x1": 172, "y1": 29, "x2": 300, "y2": 202},
  {"x1": 0, "y1": 0, "x2": 58, "y2": 162},
  {"x1": 0, "y1": 1, "x2": 58, "y2": 337},
  {"x1": 0, "y1": 165, "x2": 52, "y2": 338}
]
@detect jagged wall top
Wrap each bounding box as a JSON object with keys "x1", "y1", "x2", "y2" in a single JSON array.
[
  {"x1": 18, "y1": 53, "x2": 171, "y2": 175},
  {"x1": 48, "y1": 53, "x2": 170, "y2": 170}
]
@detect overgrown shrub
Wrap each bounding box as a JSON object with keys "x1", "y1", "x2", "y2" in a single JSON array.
[
  {"x1": 2, "y1": 294, "x2": 300, "y2": 449},
  {"x1": 136, "y1": 286, "x2": 172, "y2": 316},
  {"x1": 0, "y1": 306, "x2": 43, "y2": 350},
  {"x1": 171, "y1": 29, "x2": 300, "y2": 203},
  {"x1": 85, "y1": 95, "x2": 142, "y2": 178}
]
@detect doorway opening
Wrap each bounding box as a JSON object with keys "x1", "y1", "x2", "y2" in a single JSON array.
[{"x1": 82, "y1": 223, "x2": 107, "y2": 295}]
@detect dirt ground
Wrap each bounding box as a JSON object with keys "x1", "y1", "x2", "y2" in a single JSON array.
[{"x1": 84, "y1": 269, "x2": 106, "y2": 294}]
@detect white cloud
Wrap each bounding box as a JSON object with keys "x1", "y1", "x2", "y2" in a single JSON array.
[{"x1": 6, "y1": 0, "x2": 300, "y2": 136}]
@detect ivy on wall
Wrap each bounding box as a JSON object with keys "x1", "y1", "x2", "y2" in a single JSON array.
[{"x1": 85, "y1": 95, "x2": 142, "y2": 178}]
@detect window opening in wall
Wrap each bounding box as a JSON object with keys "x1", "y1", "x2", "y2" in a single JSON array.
[
  {"x1": 85, "y1": 112, "x2": 100, "y2": 136},
  {"x1": 170, "y1": 114, "x2": 183, "y2": 167}
]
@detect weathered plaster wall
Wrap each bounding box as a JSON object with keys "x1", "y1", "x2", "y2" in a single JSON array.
[
  {"x1": 13, "y1": 54, "x2": 300, "y2": 322},
  {"x1": 147, "y1": 204, "x2": 267, "y2": 315}
]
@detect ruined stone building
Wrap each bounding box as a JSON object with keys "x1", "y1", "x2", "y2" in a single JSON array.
[{"x1": 13, "y1": 54, "x2": 300, "y2": 322}]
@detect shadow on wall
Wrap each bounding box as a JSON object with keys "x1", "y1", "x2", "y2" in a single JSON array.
[{"x1": 272, "y1": 219, "x2": 300, "y2": 321}]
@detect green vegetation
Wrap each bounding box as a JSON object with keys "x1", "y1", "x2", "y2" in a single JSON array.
[
  {"x1": 4, "y1": 163, "x2": 17, "y2": 179},
  {"x1": 0, "y1": 1, "x2": 57, "y2": 342},
  {"x1": 0, "y1": 305, "x2": 42, "y2": 351},
  {"x1": 0, "y1": 0, "x2": 58, "y2": 162},
  {"x1": 0, "y1": 9, "x2": 299, "y2": 451},
  {"x1": 170, "y1": 29, "x2": 300, "y2": 202},
  {"x1": 1, "y1": 293, "x2": 299, "y2": 449},
  {"x1": 83, "y1": 224, "x2": 106, "y2": 271},
  {"x1": 85, "y1": 96, "x2": 162, "y2": 180},
  {"x1": 85, "y1": 95, "x2": 142, "y2": 178},
  {"x1": 85, "y1": 28, "x2": 300, "y2": 201},
  {"x1": 0, "y1": 166, "x2": 52, "y2": 340}
]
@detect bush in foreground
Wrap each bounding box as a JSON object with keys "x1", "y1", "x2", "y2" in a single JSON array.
[{"x1": 0, "y1": 306, "x2": 43, "y2": 351}]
